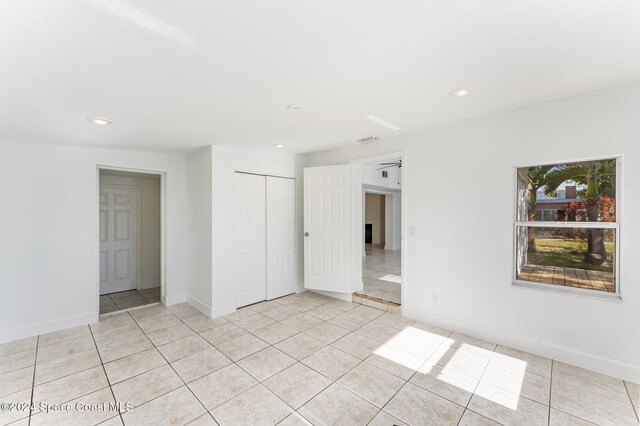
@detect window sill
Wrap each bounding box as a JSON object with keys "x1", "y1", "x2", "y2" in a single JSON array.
[{"x1": 511, "y1": 280, "x2": 622, "y2": 302}]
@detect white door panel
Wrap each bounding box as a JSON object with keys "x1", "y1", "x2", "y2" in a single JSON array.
[
  {"x1": 266, "y1": 176, "x2": 296, "y2": 300},
  {"x1": 99, "y1": 185, "x2": 138, "y2": 295},
  {"x1": 235, "y1": 173, "x2": 267, "y2": 307},
  {"x1": 304, "y1": 165, "x2": 355, "y2": 293}
]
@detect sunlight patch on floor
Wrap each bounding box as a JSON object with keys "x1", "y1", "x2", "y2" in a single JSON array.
[
  {"x1": 283, "y1": 411, "x2": 312, "y2": 425},
  {"x1": 418, "y1": 361, "x2": 479, "y2": 394},
  {"x1": 372, "y1": 325, "x2": 528, "y2": 411},
  {"x1": 373, "y1": 342, "x2": 426, "y2": 371},
  {"x1": 373, "y1": 326, "x2": 450, "y2": 371},
  {"x1": 475, "y1": 382, "x2": 522, "y2": 410},
  {"x1": 379, "y1": 274, "x2": 402, "y2": 284}
]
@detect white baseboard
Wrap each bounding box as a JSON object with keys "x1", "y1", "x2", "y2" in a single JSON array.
[
  {"x1": 164, "y1": 292, "x2": 186, "y2": 306},
  {"x1": 186, "y1": 295, "x2": 213, "y2": 317},
  {"x1": 404, "y1": 307, "x2": 640, "y2": 382},
  {"x1": 211, "y1": 302, "x2": 237, "y2": 318},
  {"x1": 0, "y1": 312, "x2": 98, "y2": 345}
]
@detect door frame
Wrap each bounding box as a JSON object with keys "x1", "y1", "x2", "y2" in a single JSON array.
[
  {"x1": 96, "y1": 166, "x2": 167, "y2": 314},
  {"x1": 350, "y1": 151, "x2": 406, "y2": 312}
]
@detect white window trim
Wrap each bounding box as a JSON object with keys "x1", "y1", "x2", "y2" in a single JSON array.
[{"x1": 512, "y1": 156, "x2": 623, "y2": 301}]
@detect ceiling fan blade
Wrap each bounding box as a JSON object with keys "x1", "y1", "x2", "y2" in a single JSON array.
[{"x1": 377, "y1": 164, "x2": 397, "y2": 170}]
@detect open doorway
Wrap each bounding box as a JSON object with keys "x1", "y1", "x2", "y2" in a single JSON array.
[
  {"x1": 98, "y1": 169, "x2": 162, "y2": 314},
  {"x1": 357, "y1": 158, "x2": 402, "y2": 305}
]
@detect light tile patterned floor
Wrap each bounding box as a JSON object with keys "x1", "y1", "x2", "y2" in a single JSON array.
[
  {"x1": 357, "y1": 245, "x2": 401, "y2": 304},
  {"x1": 1, "y1": 291, "x2": 638, "y2": 425},
  {"x1": 100, "y1": 288, "x2": 161, "y2": 314}
]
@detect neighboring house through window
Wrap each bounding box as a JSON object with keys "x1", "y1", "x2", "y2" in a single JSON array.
[{"x1": 515, "y1": 158, "x2": 620, "y2": 297}]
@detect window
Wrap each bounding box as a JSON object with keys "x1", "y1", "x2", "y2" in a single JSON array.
[
  {"x1": 514, "y1": 158, "x2": 620, "y2": 297},
  {"x1": 535, "y1": 209, "x2": 558, "y2": 221}
]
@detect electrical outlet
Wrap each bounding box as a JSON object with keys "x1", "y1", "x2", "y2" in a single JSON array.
[
  {"x1": 432, "y1": 291, "x2": 438, "y2": 302},
  {"x1": 409, "y1": 226, "x2": 416, "y2": 236}
]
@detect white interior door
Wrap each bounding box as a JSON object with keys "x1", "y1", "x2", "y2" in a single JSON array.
[
  {"x1": 266, "y1": 176, "x2": 296, "y2": 300},
  {"x1": 304, "y1": 165, "x2": 355, "y2": 293},
  {"x1": 99, "y1": 185, "x2": 138, "y2": 295},
  {"x1": 235, "y1": 173, "x2": 267, "y2": 307}
]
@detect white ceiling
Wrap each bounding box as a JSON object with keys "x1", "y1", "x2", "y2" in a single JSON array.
[{"x1": 1, "y1": 0, "x2": 639, "y2": 154}]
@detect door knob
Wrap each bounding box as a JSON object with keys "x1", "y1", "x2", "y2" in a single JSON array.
[{"x1": 304, "y1": 232, "x2": 309, "y2": 237}]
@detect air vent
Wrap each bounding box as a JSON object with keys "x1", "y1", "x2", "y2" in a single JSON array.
[{"x1": 357, "y1": 136, "x2": 380, "y2": 144}]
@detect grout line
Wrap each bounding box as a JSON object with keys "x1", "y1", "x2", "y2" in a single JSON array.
[
  {"x1": 20, "y1": 300, "x2": 378, "y2": 422},
  {"x1": 623, "y1": 380, "x2": 640, "y2": 422},
  {"x1": 135, "y1": 307, "x2": 300, "y2": 419},
  {"x1": 29, "y1": 353, "x2": 100, "y2": 388},
  {"x1": 168, "y1": 304, "x2": 326, "y2": 423},
  {"x1": 215, "y1": 299, "x2": 376, "y2": 423},
  {"x1": 101, "y1": 289, "x2": 161, "y2": 315},
  {"x1": 27, "y1": 335, "x2": 39, "y2": 426},
  {"x1": 366, "y1": 330, "x2": 456, "y2": 420},
  {"x1": 35, "y1": 329, "x2": 93, "y2": 350},
  {"x1": 123, "y1": 311, "x2": 213, "y2": 422},
  {"x1": 15, "y1": 292, "x2": 631, "y2": 426},
  {"x1": 466, "y1": 345, "x2": 495, "y2": 408},
  {"x1": 28, "y1": 326, "x2": 124, "y2": 423},
  {"x1": 87, "y1": 324, "x2": 124, "y2": 425}
]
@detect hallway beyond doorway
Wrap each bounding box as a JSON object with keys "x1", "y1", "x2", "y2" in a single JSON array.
[
  {"x1": 357, "y1": 245, "x2": 401, "y2": 304},
  {"x1": 100, "y1": 288, "x2": 161, "y2": 314}
]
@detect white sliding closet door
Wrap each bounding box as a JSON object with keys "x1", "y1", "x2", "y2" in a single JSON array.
[
  {"x1": 235, "y1": 173, "x2": 267, "y2": 307},
  {"x1": 266, "y1": 176, "x2": 296, "y2": 300}
]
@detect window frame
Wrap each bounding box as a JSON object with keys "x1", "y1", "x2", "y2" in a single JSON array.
[{"x1": 512, "y1": 156, "x2": 623, "y2": 300}]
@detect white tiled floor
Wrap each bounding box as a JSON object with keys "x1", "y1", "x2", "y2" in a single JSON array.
[
  {"x1": 357, "y1": 245, "x2": 401, "y2": 304},
  {"x1": 1, "y1": 291, "x2": 638, "y2": 425}
]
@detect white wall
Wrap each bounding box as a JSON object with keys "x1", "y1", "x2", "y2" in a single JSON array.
[
  {"x1": 363, "y1": 162, "x2": 402, "y2": 189},
  {"x1": 210, "y1": 145, "x2": 298, "y2": 316},
  {"x1": 304, "y1": 82, "x2": 640, "y2": 381},
  {"x1": 365, "y1": 193, "x2": 385, "y2": 245},
  {"x1": 362, "y1": 187, "x2": 401, "y2": 251},
  {"x1": 99, "y1": 172, "x2": 161, "y2": 289},
  {"x1": 0, "y1": 142, "x2": 189, "y2": 343},
  {"x1": 385, "y1": 192, "x2": 402, "y2": 251},
  {"x1": 186, "y1": 147, "x2": 214, "y2": 315},
  {"x1": 362, "y1": 163, "x2": 402, "y2": 251}
]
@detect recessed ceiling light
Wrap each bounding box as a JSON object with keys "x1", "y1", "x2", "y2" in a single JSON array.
[
  {"x1": 275, "y1": 144, "x2": 284, "y2": 148},
  {"x1": 449, "y1": 88, "x2": 471, "y2": 97},
  {"x1": 286, "y1": 104, "x2": 302, "y2": 110},
  {"x1": 365, "y1": 115, "x2": 401, "y2": 131},
  {"x1": 88, "y1": 118, "x2": 113, "y2": 125}
]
